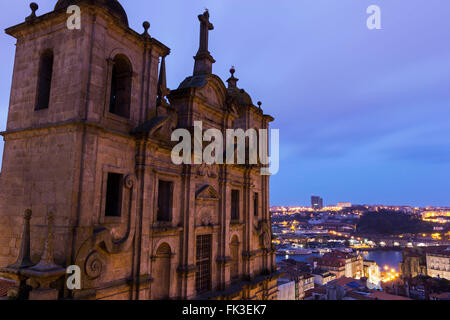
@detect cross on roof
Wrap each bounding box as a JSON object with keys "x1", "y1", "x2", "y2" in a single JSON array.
[{"x1": 198, "y1": 9, "x2": 214, "y2": 54}]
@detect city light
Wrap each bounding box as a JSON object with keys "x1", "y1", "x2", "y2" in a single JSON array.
[{"x1": 381, "y1": 267, "x2": 400, "y2": 283}]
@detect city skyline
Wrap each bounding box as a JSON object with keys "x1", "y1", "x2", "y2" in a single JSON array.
[
  {"x1": 0, "y1": 1, "x2": 450, "y2": 207},
  {"x1": 272, "y1": 199, "x2": 450, "y2": 209}
]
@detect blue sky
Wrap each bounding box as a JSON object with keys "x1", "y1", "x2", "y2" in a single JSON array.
[{"x1": 0, "y1": 1, "x2": 449, "y2": 207}]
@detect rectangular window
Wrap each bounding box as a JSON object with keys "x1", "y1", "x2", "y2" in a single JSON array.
[
  {"x1": 196, "y1": 235, "x2": 212, "y2": 294},
  {"x1": 157, "y1": 180, "x2": 173, "y2": 222},
  {"x1": 254, "y1": 192, "x2": 259, "y2": 217},
  {"x1": 231, "y1": 190, "x2": 240, "y2": 221},
  {"x1": 105, "y1": 173, "x2": 123, "y2": 217},
  {"x1": 36, "y1": 50, "x2": 54, "y2": 110}
]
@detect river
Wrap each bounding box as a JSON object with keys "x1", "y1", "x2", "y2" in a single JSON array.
[{"x1": 363, "y1": 250, "x2": 403, "y2": 271}]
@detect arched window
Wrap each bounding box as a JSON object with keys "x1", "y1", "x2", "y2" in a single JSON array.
[
  {"x1": 230, "y1": 236, "x2": 240, "y2": 281},
  {"x1": 109, "y1": 55, "x2": 132, "y2": 118},
  {"x1": 152, "y1": 243, "x2": 171, "y2": 299},
  {"x1": 36, "y1": 50, "x2": 54, "y2": 110}
]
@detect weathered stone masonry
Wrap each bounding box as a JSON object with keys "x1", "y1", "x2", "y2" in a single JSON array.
[{"x1": 0, "y1": 0, "x2": 280, "y2": 300}]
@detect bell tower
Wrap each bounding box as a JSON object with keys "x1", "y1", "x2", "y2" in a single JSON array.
[{"x1": 0, "y1": 0, "x2": 169, "y2": 300}]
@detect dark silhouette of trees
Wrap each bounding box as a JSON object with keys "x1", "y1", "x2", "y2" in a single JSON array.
[{"x1": 357, "y1": 210, "x2": 433, "y2": 235}]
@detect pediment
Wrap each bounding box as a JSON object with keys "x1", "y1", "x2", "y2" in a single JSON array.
[
  {"x1": 198, "y1": 83, "x2": 222, "y2": 107},
  {"x1": 132, "y1": 104, "x2": 178, "y2": 142},
  {"x1": 196, "y1": 185, "x2": 220, "y2": 201}
]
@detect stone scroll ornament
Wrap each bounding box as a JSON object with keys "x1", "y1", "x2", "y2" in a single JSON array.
[
  {"x1": 75, "y1": 174, "x2": 137, "y2": 279},
  {"x1": 124, "y1": 174, "x2": 136, "y2": 190},
  {"x1": 94, "y1": 174, "x2": 137, "y2": 254},
  {"x1": 84, "y1": 251, "x2": 106, "y2": 280}
]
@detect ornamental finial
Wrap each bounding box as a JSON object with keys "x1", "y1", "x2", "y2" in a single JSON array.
[
  {"x1": 30, "y1": 210, "x2": 61, "y2": 272},
  {"x1": 26, "y1": 3, "x2": 38, "y2": 21},
  {"x1": 142, "y1": 21, "x2": 151, "y2": 38},
  {"x1": 227, "y1": 66, "x2": 239, "y2": 89},
  {"x1": 7, "y1": 209, "x2": 34, "y2": 269}
]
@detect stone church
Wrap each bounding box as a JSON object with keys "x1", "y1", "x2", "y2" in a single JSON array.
[{"x1": 0, "y1": 0, "x2": 279, "y2": 300}]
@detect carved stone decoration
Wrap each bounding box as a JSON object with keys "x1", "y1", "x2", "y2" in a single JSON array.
[
  {"x1": 30, "y1": 211, "x2": 61, "y2": 272},
  {"x1": 124, "y1": 174, "x2": 136, "y2": 189},
  {"x1": 25, "y1": 3, "x2": 38, "y2": 22},
  {"x1": 85, "y1": 250, "x2": 106, "y2": 280},
  {"x1": 20, "y1": 211, "x2": 65, "y2": 300},
  {"x1": 260, "y1": 231, "x2": 271, "y2": 249},
  {"x1": 254, "y1": 220, "x2": 271, "y2": 249},
  {"x1": 197, "y1": 163, "x2": 218, "y2": 178},
  {"x1": 195, "y1": 185, "x2": 220, "y2": 201},
  {"x1": 199, "y1": 211, "x2": 212, "y2": 226},
  {"x1": 8, "y1": 209, "x2": 34, "y2": 269}
]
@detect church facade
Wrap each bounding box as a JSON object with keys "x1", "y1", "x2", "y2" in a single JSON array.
[{"x1": 0, "y1": 0, "x2": 279, "y2": 300}]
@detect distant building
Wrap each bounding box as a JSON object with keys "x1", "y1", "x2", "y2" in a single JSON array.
[
  {"x1": 426, "y1": 247, "x2": 450, "y2": 280},
  {"x1": 315, "y1": 257, "x2": 346, "y2": 278},
  {"x1": 312, "y1": 269, "x2": 336, "y2": 286},
  {"x1": 277, "y1": 278, "x2": 296, "y2": 300},
  {"x1": 315, "y1": 251, "x2": 364, "y2": 279},
  {"x1": 304, "y1": 286, "x2": 327, "y2": 300},
  {"x1": 399, "y1": 249, "x2": 428, "y2": 278},
  {"x1": 311, "y1": 196, "x2": 324, "y2": 210},
  {"x1": 430, "y1": 292, "x2": 450, "y2": 301},
  {"x1": 298, "y1": 273, "x2": 315, "y2": 300},
  {"x1": 305, "y1": 277, "x2": 412, "y2": 300},
  {"x1": 363, "y1": 260, "x2": 381, "y2": 289},
  {"x1": 276, "y1": 260, "x2": 315, "y2": 300},
  {"x1": 338, "y1": 203, "x2": 352, "y2": 208}
]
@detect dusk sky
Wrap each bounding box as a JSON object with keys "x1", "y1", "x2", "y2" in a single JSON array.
[{"x1": 0, "y1": 0, "x2": 449, "y2": 207}]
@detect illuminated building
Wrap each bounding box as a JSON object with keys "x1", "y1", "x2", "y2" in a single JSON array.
[
  {"x1": 426, "y1": 248, "x2": 450, "y2": 280},
  {"x1": 311, "y1": 196, "x2": 324, "y2": 210}
]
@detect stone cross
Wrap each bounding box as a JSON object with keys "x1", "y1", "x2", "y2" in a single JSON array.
[
  {"x1": 197, "y1": 10, "x2": 214, "y2": 54},
  {"x1": 193, "y1": 10, "x2": 216, "y2": 75}
]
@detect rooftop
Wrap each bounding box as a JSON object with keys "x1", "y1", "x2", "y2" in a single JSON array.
[
  {"x1": 368, "y1": 291, "x2": 412, "y2": 301},
  {"x1": 0, "y1": 279, "x2": 14, "y2": 298},
  {"x1": 55, "y1": 0, "x2": 129, "y2": 26}
]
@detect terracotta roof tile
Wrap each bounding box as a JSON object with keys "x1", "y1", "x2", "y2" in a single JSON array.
[
  {"x1": 368, "y1": 291, "x2": 412, "y2": 300},
  {"x1": 0, "y1": 279, "x2": 14, "y2": 297}
]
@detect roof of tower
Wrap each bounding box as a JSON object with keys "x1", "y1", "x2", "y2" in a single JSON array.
[
  {"x1": 226, "y1": 67, "x2": 254, "y2": 106},
  {"x1": 227, "y1": 87, "x2": 254, "y2": 106},
  {"x1": 55, "y1": 0, "x2": 129, "y2": 26}
]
